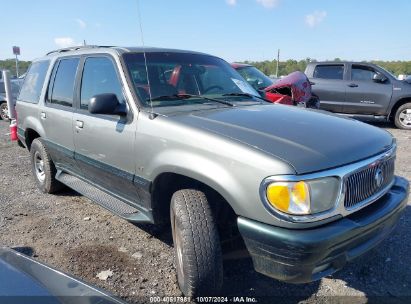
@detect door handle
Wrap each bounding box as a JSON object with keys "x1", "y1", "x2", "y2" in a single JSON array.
[
  {"x1": 310, "y1": 81, "x2": 316, "y2": 85},
  {"x1": 348, "y1": 83, "x2": 358, "y2": 88},
  {"x1": 75, "y1": 120, "x2": 84, "y2": 129},
  {"x1": 40, "y1": 112, "x2": 46, "y2": 119}
]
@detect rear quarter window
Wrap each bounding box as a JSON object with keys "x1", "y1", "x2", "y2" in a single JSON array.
[
  {"x1": 313, "y1": 65, "x2": 344, "y2": 80},
  {"x1": 18, "y1": 60, "x2": 50, "y2": 103}
]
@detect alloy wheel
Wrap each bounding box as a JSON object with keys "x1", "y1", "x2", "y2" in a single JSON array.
[
  {"x1": 0, "y1": 103, "x2": 9, "y2": 121},
  {"x1": 398, "y1": 108, "x2": 411, "y2": 128}
]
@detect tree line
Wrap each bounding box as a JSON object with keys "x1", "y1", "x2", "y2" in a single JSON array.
[
  {"x1": 2, "y1": 58, "x2": 411, "y2": 78},
  {"x1": 241, "y1": 58, "x2": 411, "y2": 77},
  {"x1": 0, "y1": 59, "x2": 31, "y2": 77}
]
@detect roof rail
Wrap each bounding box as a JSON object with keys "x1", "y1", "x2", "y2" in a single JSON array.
[{"x1": 46, "y1": 45, "x2": 114, "y2": 56}]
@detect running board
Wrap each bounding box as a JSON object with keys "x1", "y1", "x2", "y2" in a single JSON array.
[
  {"x1": 56, "y1": 171, "x2": 151, "y2": 223},
  {"x1": 338, "y1": 113, "x2": 388, "y2": 121}
]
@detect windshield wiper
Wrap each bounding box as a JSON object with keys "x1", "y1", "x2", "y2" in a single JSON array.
[
  {"x1": 222, "y1": 92, "x2": 268, "y2": 103},
  {"x1": 222, "y1": 92, "x2": 258, "y2": 98},
  {"x1": 148, "y1": 94, "x2": 234, "y2": 107}
]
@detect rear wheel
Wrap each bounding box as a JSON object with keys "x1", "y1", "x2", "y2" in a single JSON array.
[
  {"x1": 394, "y1": 102, "x2": 411, "y2": 129},
  {"x1": 170, "y1": 189, "x2": 223, "y2": 296},
  {"x1": 0, "y1": 102, "x2": 9, "y2": 121},
  {"x1": 30, "y1": 138, "x2": 64, "y2": 193}
]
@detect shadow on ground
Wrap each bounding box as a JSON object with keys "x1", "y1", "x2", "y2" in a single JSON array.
[
  {"x1": 12, "y1": 246, "x2": 35, "y2": 256},
  {"x1": 331, "y1": 206, "x2": 411, "y2": 302}
]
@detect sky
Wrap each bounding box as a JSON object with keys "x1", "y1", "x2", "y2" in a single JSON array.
[{"x1": 1, "y1": 0, "x2": 410, "y2": 63}]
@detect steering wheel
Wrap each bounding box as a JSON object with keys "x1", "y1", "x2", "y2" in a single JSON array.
[{"x1": 203, "y1": 85, "x2": 224, "y2": 94}]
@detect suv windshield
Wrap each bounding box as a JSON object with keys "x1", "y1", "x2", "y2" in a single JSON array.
[
  {"x1": 123, "y1": 52, "x2": 260, "y2": 107},
  {"x1": 236, "y1": 66, "x2": 273, "y2": 90}
]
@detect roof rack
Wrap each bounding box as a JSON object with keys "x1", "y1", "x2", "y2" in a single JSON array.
[{"x1": 46, "y1": 45, "x2": 114, "y2": 56}]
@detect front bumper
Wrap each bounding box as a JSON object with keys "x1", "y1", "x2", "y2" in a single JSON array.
[{"x1": 238, "y1": 176, "x2": 409, "y2": 283}]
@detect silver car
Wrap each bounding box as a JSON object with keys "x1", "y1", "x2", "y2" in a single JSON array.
[
  {"x1": 16, "y1": 46, "x2": 409, "y2": 296},
  {"x1": 0, "y1": 79, "x2": 22, "y2": 120}
]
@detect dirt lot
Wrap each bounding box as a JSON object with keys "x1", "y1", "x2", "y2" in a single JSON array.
[{"x1": 0, "y1": 120, "x2": 410, "y2": 303}]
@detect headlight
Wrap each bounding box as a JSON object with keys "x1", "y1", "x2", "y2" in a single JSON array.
[{"x1": 265, "y1": 177, "x2": 340, "y2": 215}]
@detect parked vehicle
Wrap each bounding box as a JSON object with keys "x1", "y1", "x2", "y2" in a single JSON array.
[
  {"x1": 16, "y1": 46, "x2": 409, "y2": 297},
  {"x1": 0, "y1": 247, "x2": 125, "y2": 303},
  {"x1": 264, "y1": 71, "x2": 320, "y2": 109},
  {"x1": 231, "y1": 63, "x2": 274, "y2": 90},
  {"x1": 232, "y1": 63, "x2": 319, "y2": 108},
  {"x1": 0, "y1": 79, "x2": 22, "y2": 121},
  {"x1": 305, "y1": 61, "x2": 411, "y2": 129}
]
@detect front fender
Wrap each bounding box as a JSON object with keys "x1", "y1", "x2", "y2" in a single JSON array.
[
  {"x1": 135, "y1": 113, "x2": 296, "y2": 226},
  {"x1": 148, "y1": 149, "x2": 245, "y2": 215},
  {"x1": 388, "y1": 95, "x2": 411, "y2": 117}
]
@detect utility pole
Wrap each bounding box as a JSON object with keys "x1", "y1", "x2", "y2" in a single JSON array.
[
  {"x1": 275, "y1": 49, "x2": 280, "y2": 78},
  {"x1": 15, "y1": 55, "x2": 19, "y2": 78}
]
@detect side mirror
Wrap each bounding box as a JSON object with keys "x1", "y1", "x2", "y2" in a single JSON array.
[
  {"x1": 89, "y1": 93, "x2": 126, "y2": 115},
  {"x1": 373, "y1": 73, "x2": 387, "y2": 83}
]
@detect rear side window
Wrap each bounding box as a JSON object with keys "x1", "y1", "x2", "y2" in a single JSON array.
[
  {"x1": 49, "y1": 58, "x2": 80, "y2": 107},
  {"x1": 80, "y1": 57, "x2": 124, "y2": 110},
  {"x1": 313, "y1": 65, "x2": 344, "y2": 80},
  {"x1": 18, "y1": 60, "x2": 50, "y2": 103}
]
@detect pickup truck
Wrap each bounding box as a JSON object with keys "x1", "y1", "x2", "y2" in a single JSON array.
[{"x1": 305, "y1": 62, "x2": 411, "y2": 129}]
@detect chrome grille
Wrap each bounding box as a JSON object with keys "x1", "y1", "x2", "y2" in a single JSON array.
[{"x1": 344, "y1": 157, "x2": 395, "y2": 209}]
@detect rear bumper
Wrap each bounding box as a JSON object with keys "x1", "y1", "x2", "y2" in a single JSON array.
[{"x1": 238, "y1": 176, "x2": 409, "y2": 283}]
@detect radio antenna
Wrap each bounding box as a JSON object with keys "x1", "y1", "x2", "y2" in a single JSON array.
[{"x1": 136, "y1": 0, "x2": 154, "y2": 115}]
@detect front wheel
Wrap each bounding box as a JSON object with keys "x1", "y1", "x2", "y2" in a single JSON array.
[
  {"x1": 0, "y1": 102, "x2": 9, "y2": 121},
  {"x1": 394, "y1": 102, "x2": 411, "y2": 129},
  {"x1": 170, "y1": 189, "x2": 223, "y2": 297}
]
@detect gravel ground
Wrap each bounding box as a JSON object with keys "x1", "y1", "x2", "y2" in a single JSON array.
[{"x1": 0, "y1": 120, "x2": 410, "y2": 304}]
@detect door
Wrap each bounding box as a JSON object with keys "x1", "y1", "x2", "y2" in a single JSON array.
[
  {"x1": 310, "y1": 64, "x2": 347, "y2": 112},
  {"x1": 343, "y1": 64, "x2": 393, "y2": 115},
  {"x1": 42, "y1": 57, "x2": 80, "y2": 173},
  {"x1": 73, "y1": 55, "x2": 139, "y2": 203}
]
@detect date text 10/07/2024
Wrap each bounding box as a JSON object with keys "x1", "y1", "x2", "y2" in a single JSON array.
[{"x1": 149, "y1": 296, "x2": 258, "y2": 303}]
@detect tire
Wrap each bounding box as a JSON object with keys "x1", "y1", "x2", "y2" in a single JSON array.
[
  {"x1": 394, "y1": 102, "x2": 411, "y2": 130},
  {"x1": 307, "y1": 95, "x2": 320, "y2": 109},
  {"x1": 30, "y1": 138, "x2": 64, "y2": 193},
  {"x1": 0, "y1": 102, "x2": 9, "y2": 121},
  {"x1": 170, "y1": 189, "x2": 223, "y2": 297}
]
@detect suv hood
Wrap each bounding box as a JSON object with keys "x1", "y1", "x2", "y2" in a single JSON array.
[{"x1": 169, "y1": 104, "x2": 393, "y2": 174}]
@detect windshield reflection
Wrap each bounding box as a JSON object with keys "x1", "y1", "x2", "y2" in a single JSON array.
[{"x1": 123, "y1": 52, "x2": 260, "y2": 107}]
